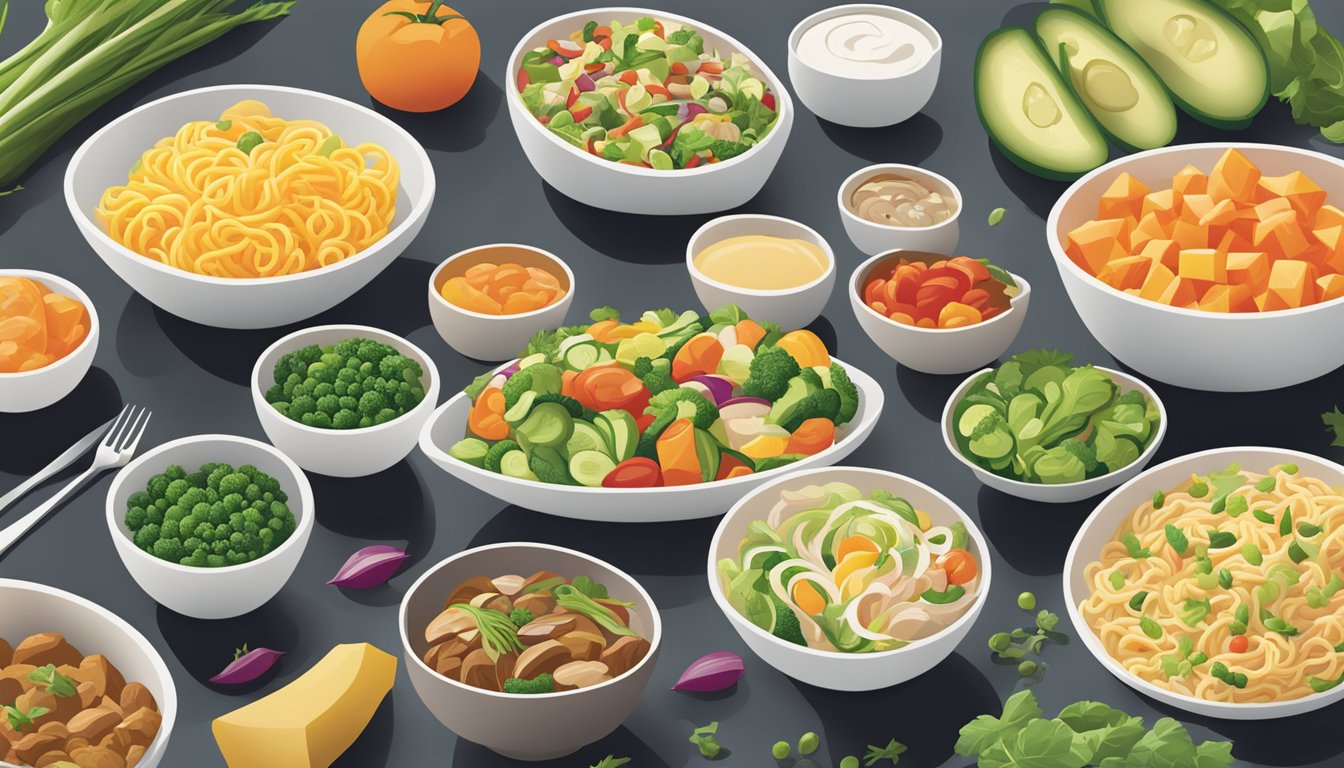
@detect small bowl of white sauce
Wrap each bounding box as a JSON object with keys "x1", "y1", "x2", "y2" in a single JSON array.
[{"x1": 788, "y1": 4, "x2": 942, "y2": 128}]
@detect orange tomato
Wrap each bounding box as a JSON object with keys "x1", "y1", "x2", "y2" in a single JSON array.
[
  {"x1": 937, "y1": 549, "x2": 978, "y2": 586},
  {"x1": 357, "y1": 1, "x2": 480, "y2": 113}
]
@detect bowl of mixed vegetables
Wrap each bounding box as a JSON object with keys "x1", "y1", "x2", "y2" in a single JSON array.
[
  {"x1": 420, "y1": 305, "x2": 883, "y2": 522},
  {"x1": 709, "y1": 466, "x2": 991, "y2": 691},
  {"x1": 506, "y1": 9, "x2": 793, "y2": 214},
  {"x1": 942, "y1": 349, "x2": 1167, "y2": 503}
]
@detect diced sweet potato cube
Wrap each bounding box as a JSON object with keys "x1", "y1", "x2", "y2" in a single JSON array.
[
  {"x1": 1178, "y1": 249, "x2": 1227, "y2": 283},
  {"x1": 1098, "y1": 172, "x2": 1151, "y2": 220},
  {"x1": 1216, "y1": 229, "x2": 1254, "y2": 255},
  {"x1": 1142, "y1": 189, "x2": 1178, "y2": 224},
  {"x1": 1254, "y1": 196, "x2": 1294, "y2": 221},
  {"x1": 1209, "y1": 148, "x2": 1261, "y2": 203},
  {"x1": 1181, "y1": 194, "x2": 1216, "y2": 223},
  {"x1": 1173, "y1": 165, "x2": 1208, "y2": 197},
  {"x1": 1314, "y1": 225, "x2": 1344, "y2": 274},
  {"x1": 1199, "y1": 283, "x2": 1255, "y2": 313},
  {"x1": 1198, "y1": 198, "x2": 1238, "y2": 229},
  {"x1": 1254, "y1": 210, "x2": 1312, "y2": 260},
  {"x1": 1138, "y1": 239, "x2": 1180, "y2": 271},
  {"x1": 1227, "y1": 252, "x2": 1270, "y2": 294},
  {"x1": 1065, "y1": 219, "x2": 1128, "y2": 275},
  {"x1": 1257, "y1": 171, "x2": 1327, "y2": 218},
  {"x1": 1171, "y1": 218, "x2": 1210, "y2": 249},
  {"x1": 1158, "y1": 276, "x2": 1200, "y2": 308},
  {"x1": 1316, "y1": 204, "x2": 1344, "y2": 231},
  {"x1": 1264, "y1": 259, "x2": 1318, "y2": 310},
  {"x1": 1317, "y1": 274, "x2": 1344, "y2": 302},
  {"x1": 1098, "y1": 255, "x2": 1152, "y2": 290},
  {"x1": 1226, "y1": 208, "x2": 1261, "y2": 243},
  {"x1": 1139, "y1": 263, "x2": 1177, "y2": 303},
  {"x1": 1131, "y1": 212, "x2": 1170, "y2": 251}
]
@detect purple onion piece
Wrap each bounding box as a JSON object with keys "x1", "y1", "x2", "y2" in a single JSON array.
[
  {"x1": 210, "y1": 646, "x2": 284, "y2": 685},
  {"x1": 719, "y1": 396, "x2": 771, "y2": 409},
  {"x1": 548, "y1": 55, "x2": 564, "y2": 66},
  {"x1": 499, "y1": 362, "x2": 522, "y2": 379},
  {"x1": 576, "y1": 72, "x2": 596, "y2": 93},
  {"x1": 672, "y1": 651, "x2": 744, "y2": 692},
  {"x1": 328, "y1": 545, "x2": 409, "y2": 589},
  {"x1": 689, "y1": 375, "x2": 735, "y2": 405}
]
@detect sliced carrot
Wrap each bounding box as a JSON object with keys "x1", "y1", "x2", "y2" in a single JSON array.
[
  {"x1": 607, "y1": 115, "x2": 644, "y2": 138},
  {"x1": 775, "y1": 330, "x2": 830, "y2": 367},
  {"x1": 574, "y1": 366, "x2": 647, "y2": 411},
  {"x1": 785, "y1": 418, "x2": 835, "y2": 456},
  {"x1": 656, "y1": 419, "x2": 701, "y2": 486},
  {"x1": 671, "y1": 333, "x2": 725, "y2": 382},
  {"x1": 467, "y1": 387, "x2": 509, "y2": 441},
  {"x1": 725, "y1": 465, "x2": 753, "y2": 479},
  {"x1": 586, "y1": 319, "x2": 620, "y2": 343}
]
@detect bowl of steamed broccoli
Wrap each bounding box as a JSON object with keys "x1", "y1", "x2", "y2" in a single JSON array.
[{"x1": 251, "y1": 324, "x2": 442, "y2": 478}]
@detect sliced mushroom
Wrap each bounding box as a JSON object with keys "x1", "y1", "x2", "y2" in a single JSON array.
[
  {"x1": 116, "y1": 707, "x2": 161, "y2": 749},
  {"x1": 0, "y1": 675, "x2": 23, "y2": 707},
  {"x1": 0, "y1": 637, "x2": 11, "y2": 667},
  {"x1": 12, "y1": 732, "x2": 62, "y2": 765},
  {"x1": 599, "y1": 636, "x2": 651, "y2": 677},
  {"x1": 70, "y1": 744, "x2": 126, "y2": 767},
  {"x1": 125, "y1": 744, "x2": 147, "y2": 768},
  {"x1": 557, "y1": 631, "x2": 606, "y2": 661},
  {"x1": 99, "y1": 726, "x2": 133, "y2": 755},
  {"x1": 96, "y1": 696, "x2": 123, "y2": 719},
  {"x1": 458, "y1": 649, "x2": 500, "y2": 692},
  {"x1": 517, "y1": 614, "x2": 577, "y2": 644},
  {"x1": 16, "y1": 688, "x2": 57, "y2": 723},
  {"x1": 493, "y1": 652, "x2": 518, "y2": 692},
  {"x1": 491, "y1": 574, "x2": 526, "y2": 597},
  {"x1": 425, "y1": 607, "x2": 478, "y2": 645},
  {"x1": 444, "y1": 576, "x2": 496, "y2": 607},
  {"x1": 117, "y1": 683, "x2": 156, "y2": 716},
  {"x1": 37, "y1": 721, "x2": 69, "y2": 740},
  {"x1": 76, "y1": 681, "x2": 99, "y2": 710},
  {"x1": 512, "y1": 640, "x2": 572, "y2": 681},
  {"x1": 64, "y1": 736, "x2": 90, "y2": 755},
  {"x1": 512, "y1": 593, "x2": 555, "y2": 617},
  {"x1": 70, "y1": 656, "x2": 126, "y2": 703},
  {"x1": 521, "y1": 571, "x2": 563, "y2": 592},
  {"x1": 66, "y1": 708, "x2": 120, "y2": 743},
  {"x1": 34, "y1": 748, "x2": 71, "y2": 767},
  {"x1": 552, "y1": 660, "x2": 611, "y2": 690},
  {"x1": 468, "y1": 592, "x2": 512, "y2": 613},
  {"x1": 12, "y1": 634, "x2": 82, "y2": 669}
]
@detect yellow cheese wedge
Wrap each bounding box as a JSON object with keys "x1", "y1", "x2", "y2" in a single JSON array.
[{"x1": 212, "y1": 643, "x2": 396, "y2": 768}]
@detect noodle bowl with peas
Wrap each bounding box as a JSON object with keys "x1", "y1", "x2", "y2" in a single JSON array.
[{"x1": 1079, "y1": 462, "x2": 1344, "y2": 703}]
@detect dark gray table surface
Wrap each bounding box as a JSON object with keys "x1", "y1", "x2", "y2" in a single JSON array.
[{"x1": 3, "y1": 1, "x2": 1344, "y2": 766}]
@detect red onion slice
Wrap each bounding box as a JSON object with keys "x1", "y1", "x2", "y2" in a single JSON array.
[
  {"x1": 328, "y1": 545, "x2": 409, "y2": 589},
  {"x1": 672, "y1": 651, "x2": 744, "y2": 692}
]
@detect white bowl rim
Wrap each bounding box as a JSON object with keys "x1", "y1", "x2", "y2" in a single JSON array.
[
  {"x1": 422, "y1": 355, "x2": 880, "y2": 496},
  {"x1": 250, "y1": 323, "x2": 440, "y2": 437},
  {"x1": 837, "y1": 163, "x2": 963, "y2": 233},
  {"x1": 707, "y1": 465, "x2": 991, "y2": 661},
  {"x1": 1063, "y1": 445, "x2": 1344, "y2": 716},
  {"x1": 505, "y1": 6, "x2": 793, "y2": 178},
  {"x1": 428, "y1": 244, "x2": 578, "y2": 321},
  {"x1": 105, "y1": 433, "x2": 315, "y2": 575},
  {"x1": 0, "y1": 268, "x2": 99, "y2": 380},
  {"x1": 398, "y1": 541, "x2": 663, "y2": 700},
  {"x1": 686, "y1": 213, "x2": 837, "y2": 298},
  {"x1": 64, "y1": 83, "x2": 435, "y2": 288},
  {"x1": 787, "y1": 3, "x2": 944, "y2": 82},
  {"x1": 849, "y1": 251, "x2": 1031, "y2": 335},
  {"x1": 940, "y1": 364, "x2": 1169, "y2": 492},
  {"x1": 0, "y1": 578, "x2": 178, "y2": 755},
  {"x1": 1048, "y1": 141, "x2": 1344, "y2": 321}
]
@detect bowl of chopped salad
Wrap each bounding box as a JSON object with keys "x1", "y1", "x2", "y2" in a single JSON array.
[
  {"x1": 507, "y1": 9, "x2": 793, "y2": 214},
  {"x1": 419, "y1": 304, "x2": 883, "y2": 522}
]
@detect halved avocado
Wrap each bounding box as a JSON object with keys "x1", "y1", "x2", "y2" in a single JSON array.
[
  {"x1": 1035, "y1": 7, "x2": 1178, "y2": 152},
  {"x1": 975, "y1": 27, "x2": 1109, "y2": 181},
  {"x1": 1093, "y1": 0, "x2": 1268, "y2": 129}
]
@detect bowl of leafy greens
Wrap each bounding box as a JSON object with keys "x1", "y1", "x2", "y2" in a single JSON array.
[{"x1": 941, "y1": 349, "x2": 1167, "y2": 503}]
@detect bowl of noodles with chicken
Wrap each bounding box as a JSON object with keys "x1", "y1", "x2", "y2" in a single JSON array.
[
  {"x1": 1066, "y1": 446, "x2": 1344, "y2": 719},
  {"x1": 64, "y1": 84, "x2": 434, "y2": 329}
]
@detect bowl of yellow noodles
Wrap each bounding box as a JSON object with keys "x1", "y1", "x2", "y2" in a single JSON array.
[
  {"x1": 1065, "y1": 446, "x2": 1344, "y2": 719},
  {"x1": 64, "y1": 84, "x2": 434, "y2": 329}
]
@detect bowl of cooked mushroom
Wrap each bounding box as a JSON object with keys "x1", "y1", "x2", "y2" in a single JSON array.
[{"x1": 399, "y1": 542, "x2": 662, "y2": 761}]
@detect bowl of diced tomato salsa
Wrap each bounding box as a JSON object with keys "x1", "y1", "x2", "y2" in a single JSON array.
[
  {"x1": 1049, "y1": 143, "x2": 1344, "y2": 392},
  {"x1": 506, "y1": 8, "x2": 793, "y2": 215}
]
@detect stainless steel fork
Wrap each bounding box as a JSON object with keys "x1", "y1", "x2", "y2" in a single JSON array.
[{"x1": 0, "y1": 405, "x2": 152, "y2": 557}]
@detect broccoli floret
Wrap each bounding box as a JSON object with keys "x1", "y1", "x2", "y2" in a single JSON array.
[
  {"x1": 501, "y1": 363, "x2": 563, "y2": 410},
  {"x1": 529, "y1": 448, "x2": 576, "y2": 485},
  {"x1": 532, "y1": 393, "x2": 585, "y2": 418},
  {"x1": 484, "y1": 440, "x2": 519, "y2": 473},
  {"x1": 827, "y1": 363, "x2": 860, "y2": 425},
  {"x1": 502, "y1": 673, "x2": 554, "y2": 694},
  {"x1": 796, "y1": 368, "x2": 824, "y2": 389},
  {"x1": 287, "y1": 395, "x2": 316, "y2": 421},
  {"x1": 165, "y1": 465, "x2": 187, "y2": 481},
  {"x1": 218, "y1": 472, "x2": 249, "y2": 496},
  {"x1": 742, "y1": 346, "x2": 801, "y2": 401},
  {"x1": 1062, "y1": 438, "x2": 1099, "y2": 472},
  {"x1": 125, "y1": 506, "x2": 148, "y2": 531},
  {"x1": 509, "y1": 608, "x2": 536, "y2": 629},
  {"x1": 152, "y1": 537, "x2": 185, "y2": 563},
  {"x1": 333, "y1": 409, "x2": 359, "y2": 429},
  {"x1": 164, "y1": 479, "x2": 190, "y2": 503},
  {"x1": 778, "y1": 389, "x2": 841, "y2": 432},
  {"x1": 268, "y1": 337, "x2": 426, "y2": 431},
  {"x1": 633, "y1": 356, "x2": 677, "y2": 395},
  {"x1": 358, "y1": 390, "x2": 386, "y2": 416},
  {"x1": 646, "y1": 388, "x2": 719, "y2": 430},
  {"x1": 771, "y1": 594, "x2": 806, "y2": 646},
  {"x1": 316, "y1": 394, "x2": 340, "y2": 415}
]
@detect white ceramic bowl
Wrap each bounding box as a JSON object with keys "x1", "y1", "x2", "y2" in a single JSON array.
[
  {"x1": 838, "y1": 164, "x2": 962, "y2": 256},
  {"x1": 849, "y1": 252, "x2": 1031, "y2": 374},
  {"x1": 1049, "y1": 143, "x2": 1344, "y2": 391},
  {"x1": 686, "y1": 215, "x2": 837, "y2": 330},
  {"x1": 941, "y1": 366, "x2": 1167, "y2": 503},
  {"x1": 64, "y1": 84, "x2": 434, "y2": 329},
  {"x1": 252, "y1": 324, "x2": 441, "y2": 477},
  {"x1": 0, "y1": 269, "x2": 99, "y2": 413},
  {"x1": 1065, "y1": 447, "x2": 1344, "y2": 719},
  {"x1": 106, "y1": 434, "x2": 314, "y2": 619},
  {"x1": 401, "y1": 543, "x2": 661, "y2": 760},
  {"x1": 0, "y1": 580, "x2": 177, "y2": 766},
  {"x1": 788, "y1": 4, "x2": 943, "y2": 127},
  {"x1": 505, "y1": 8, "x2": 794, "y2": 215},
  {"x1": 428, "y1": 244, "x2": 577, "y2": 362},
  {"x1": 708, "y1": 466, "x2": 990, "y2": 690},
  {"x1": 419, "y1": 357, "x2": 884, "y2": 522}
]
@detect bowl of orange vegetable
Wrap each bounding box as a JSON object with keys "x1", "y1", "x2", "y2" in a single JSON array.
[
  {"x1": 849, "y1": 252, "x2": 1030, "y2": 375},
  {"x1": 429, "y1": 244, "x2": 577, "y2": 361},
  {"x1": 1050, "y1": 143, "x2": 1344, "y2": 391},
  {"x1": 0, "y1": 270, "x2": 98, "y2": 413}
]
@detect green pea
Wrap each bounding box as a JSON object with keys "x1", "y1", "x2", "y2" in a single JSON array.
[
  {"x1": 1189, "y1": 482, "x2": 1209, "y2": 498},
  {"x1": 1018, "y1": 591, "x2": 1037, "y2": 611},
  {"x1": 840, "y1": 758, "x2": 860, "y2": 768},
  {"x1": 1141, "y1": 616, "x2": 1163, "y2": 639},
  {"x1": 988, "y1": 632, "x2": 1013, "y2": 653},
  {"x1": 1280, "y1": 463, "x2": 1299, "y2": 475},
  {"x1": 1018, "y1": 659, "x2": 1038, "y2": 677},
  {"x1": 771, "y1": 741, "x2": 791, "y2": 760},
  {"x1": 798, "y1": 732, "x2": 819, "y2": 756}
]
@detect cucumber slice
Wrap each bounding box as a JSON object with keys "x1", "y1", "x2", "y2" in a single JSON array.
[
  {"x1": 499, "y1": 450, "x2": 539, "y2": 481},
  {"x1": 517, "y1": 353, "x2": 547, "y2": 370},
  {"x1": 569, "y1": 450, "x2": 617, "y2": 487},
  {"x1": 504, "y1": 390, "x2": 538, "y2": 425},
  {"x1": 516, "y1": 402, "x2": 574, "y2": 448},
  {"x1": 693, "y1": 429, "x2": 722, "y2": 483},
  {"x1": 563, "y1": 341, "x2": 602, "y2": 371},
  {"x1": 567, "y1": 420, "x2": 610, "y2": 458},
  {"x1": 596, "y1": 409, "x2": 639, "y2": 462},
  {"x1": 448, "y1": 438, "x2": 489, "y2": 467}
]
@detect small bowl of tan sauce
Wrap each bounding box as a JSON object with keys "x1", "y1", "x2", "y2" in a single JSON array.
[
  {"x1": 687, "y1": 214, "x2": 836, "y2": 329},
  {"x1": 838, "y1": 163, "x2": 963, "y2": 256}
]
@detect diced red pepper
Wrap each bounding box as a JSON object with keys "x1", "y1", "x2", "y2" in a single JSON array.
[
  {"x1": 617, "y1": 70, "x2": 639, "y2": 85},
  {"x1": 516, "y1": 67, "x2": 530, "y2": 91},
  {"x1": 698, "y1": 61, "x2": 724, "y2": 75},
  {"x1": 762, "y1": 92, "x2": 776, "y2": 111},
  {"x1": 644, "y1": 83, "x2": 670, "y2": 99},
  {"x1": 686, "y1": 155, "x2": 703, "y2": 169},
  {"x1": 570, "y1": 105, "x2": 593, "y2": 123},
  {"x1": 670, "y1": 62, "x2": 689, "y2": 76},
  {"x1": 566, "y1": 87, "x2": 579, "y2": 109}
]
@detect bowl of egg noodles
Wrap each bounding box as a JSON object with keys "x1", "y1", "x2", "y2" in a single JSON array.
[
  {"x1": 1066, "y1": 446, "x2": 1344, "y2": 719},
  {"x1": 64, "y1": 84, "x2": 434, "y2": 329}
]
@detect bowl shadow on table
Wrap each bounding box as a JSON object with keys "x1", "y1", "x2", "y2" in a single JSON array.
[
  {"x1": 0, "y1": 367, "x2": 121, "y2": 475},
  {"x1": 311, "y1": 460, "x2": 436, "y2": 607},
  {"x1": 816, "y1": 113, "x2": 943, "y2": 166},
  {"x1": 155, "y1": 592, "x2": 313, "y2": 695},
  {"x1": 468, "y1": 505, "x2": 717, "y2": 608},
  {"x1": 895, "y1": 363, "x2": 973, "y2": 423},
  {"x1": 1146, "y1": 696, "x2": 1344, "y2": 767},
  {"x1": 989, "y1": 143, "x2": 1070, "y2": 222},
  {"x1": 787, "y1": 652, "x2": 997, "y2": 768},
  {"x1": 451, "y1": 725, "x2": 670, "y2": 768},
  {"x1": 117, "y1": 257, "x2": 436, "y2": 386},
  {"x1": 542, "y1": 184, "x2": 706, "y2": 265},
  {"x1": 369, "y1": 71, "x2": 502, "y2": 154},
  {"x1": 331, "y1": 696, "x2": 396, "y2": 768},
  {"x1": 976, "y1": 486, "x2": 1095, "y2": 576}
]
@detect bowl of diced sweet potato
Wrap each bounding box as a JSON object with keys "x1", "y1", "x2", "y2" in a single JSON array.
[{"x1": 1048, "y1": 143, "x2": 1344, "y2": 392}]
